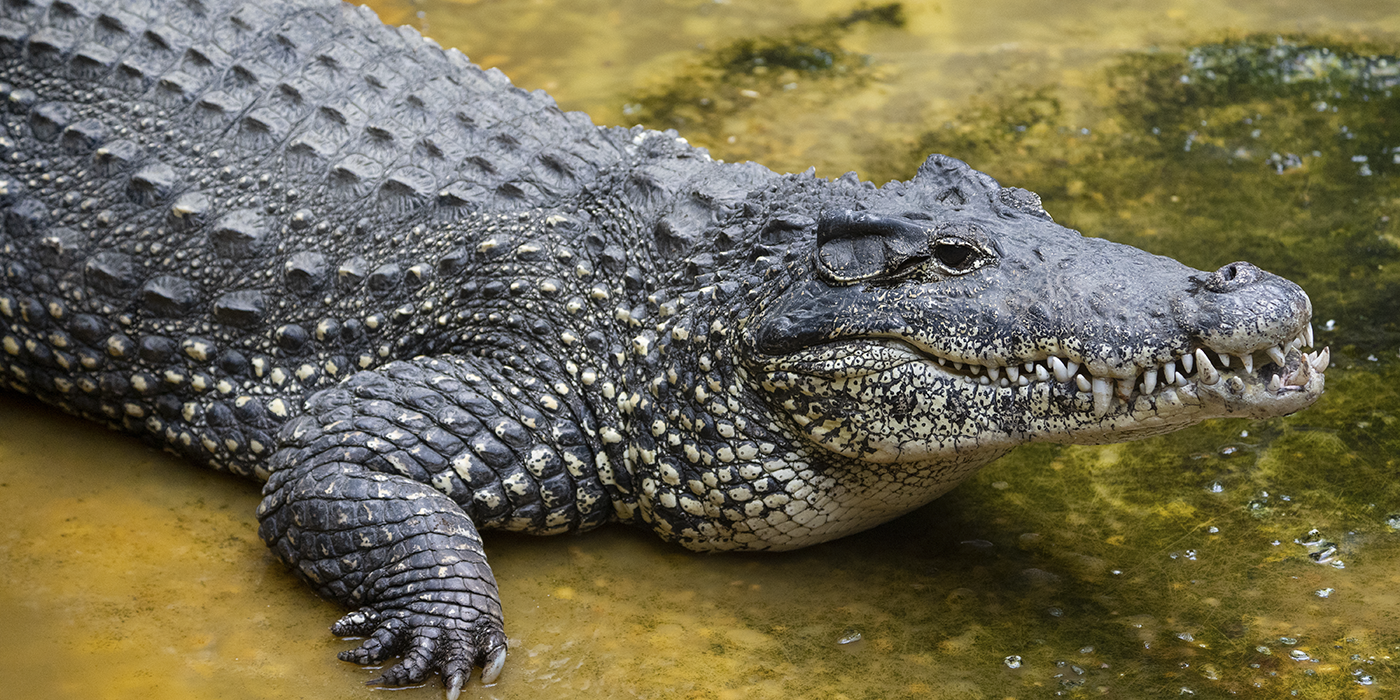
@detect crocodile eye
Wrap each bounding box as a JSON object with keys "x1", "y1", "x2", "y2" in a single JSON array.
[{"x1": 932, "y1": 239, "x2": 981, "y2": 273}]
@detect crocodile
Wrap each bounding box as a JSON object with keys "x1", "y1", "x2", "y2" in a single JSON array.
[{"x1": 0, "y1": 0, "x2": 1329, "y2": 694}]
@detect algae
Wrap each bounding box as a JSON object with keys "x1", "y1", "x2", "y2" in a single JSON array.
[{"x1": 622, "y1": 3, "x2": 905, "y2": 144}]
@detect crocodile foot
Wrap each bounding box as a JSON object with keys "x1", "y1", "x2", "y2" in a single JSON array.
[{"x1": 333, "y1": 606, "x2": 507, "y2": 698}]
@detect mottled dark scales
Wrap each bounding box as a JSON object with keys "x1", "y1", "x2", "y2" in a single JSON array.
[{"x1": 0, "y1": 0, "x2": 1328, "y2": 695}]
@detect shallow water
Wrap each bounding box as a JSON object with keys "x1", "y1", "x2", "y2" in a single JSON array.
[{"x1": 3, "y1": 1, "x2": 1399, "y2": 698}]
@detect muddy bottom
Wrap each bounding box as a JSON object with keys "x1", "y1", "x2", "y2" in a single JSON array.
[{"x1": 3, "y1": 0, "x2": 1399, "y2": 698}]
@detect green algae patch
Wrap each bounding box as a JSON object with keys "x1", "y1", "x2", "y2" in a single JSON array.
[
  {"x1": 624, "y1": 4, "x2": 904, "y2": 126},
  {"x1": 622, "y1": 3, "x2": 905, "y2": 167}
]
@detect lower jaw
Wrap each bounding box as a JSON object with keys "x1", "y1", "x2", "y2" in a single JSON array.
[{"x1": 1029, "y1": 367, "x2": 1325, "y2": 446}]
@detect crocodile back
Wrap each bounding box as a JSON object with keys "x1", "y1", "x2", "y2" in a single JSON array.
[{"x1": 0, "y1": 0, "x2": 631, "y2": 476}]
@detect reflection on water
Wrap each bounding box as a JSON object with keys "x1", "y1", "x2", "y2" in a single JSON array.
[{"x1": 3, "y1": 0, "x2": 1398, "y2": 698}]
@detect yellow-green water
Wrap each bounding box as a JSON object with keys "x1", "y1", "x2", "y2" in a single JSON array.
[{"x1": 3, "y1": 1, "x2": 1399, "y2": 698}]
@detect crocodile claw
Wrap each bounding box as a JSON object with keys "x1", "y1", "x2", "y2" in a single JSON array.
[
  {"x1": 445, "y1": 671, "x2": 465, "y2": 700},
  {"x1": 482, "y1": 645, "x2": 507, "y2": 685},
  {"x1": 331, "y1": 604, "x2": 507, "y2": 697}
]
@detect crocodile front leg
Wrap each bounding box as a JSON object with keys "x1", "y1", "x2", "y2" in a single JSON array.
[
  {"x1": 257, "y1": 460, "x2": 507, "y2": 695},
  {"x1": 256, "y1": 355, "x2": 609, "y2": 693}
]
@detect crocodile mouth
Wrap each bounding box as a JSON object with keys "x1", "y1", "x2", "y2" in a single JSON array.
[
  {"x1": 760, "y1": 324, "x2": 1328, "y2": 421},
  {"x1": 910, "y1": 327, "x2": 1328, "y2": 417}
]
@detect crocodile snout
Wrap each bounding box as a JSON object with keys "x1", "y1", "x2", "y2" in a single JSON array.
[{"x1": 1176, "y1": 261, "x2": 1311, "y2": 357}]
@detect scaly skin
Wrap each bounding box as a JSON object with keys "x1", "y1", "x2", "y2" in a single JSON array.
[{"x1": 0, "y1": 0, "x2": 1327, "y2": 694}]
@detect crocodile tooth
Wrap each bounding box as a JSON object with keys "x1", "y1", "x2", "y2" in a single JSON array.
[
  {"x1": 1284, "y1": 366, "x2": 1309, "y2": 387},
  {"x1": 1304, "y1": 323, "x2": 1314, "y2": 347},
  {"x1": 1117, "y1": 376, "x2": 1134, "y2": 399},
  {"x1": 1195, "y1": 349, "x2": 1220, "y2": 385},
  {"x1": 1289, "y1": 336, "x2": 1302, "y2": 351},
  {"x1": 1005, "y1": 365, "x2": 1019, "y2": 382},
  {"x1": 1050, "y1": 356, "x2": 1069, "y2": 383},
  {"x1": 1143, "y1": 368, "x2": 1157, "y2": 395},
  {"x1": 953, "y1": 361, "x2": 964, "y2": 370},
  {"x1": 1092, "y1": 377, "x2": 1112, "y2": 417},
  {"x1": 1181, "y1": 351, "x2": 1194, "y2": 374},
  {"x1": 937, "y1": 357, "x2": 947, "y2": 365},
  {"x1": 1310, "y1": 346, "x2": 1330, "y2": 373},
  {"x1": 999, "y1": 378, "x2": 1011, "y2": 387},
  {"x1": 1024, "y1": 361, "x2": 1035, "y2": 374},
  {"x1": 1034, "y1": 363, "x2": 1051, "y2": 382},
  {"x1": 979, "y1": 376, "x2": 991, "y2": 385},
  {"x1": 1218, "y1": 353, "x2": 1230, "y2": 367},
  {"x1": 1017, "y1": 375, "x2": 1030, "y2": 386},
  {"x1": 1268, "y1": 374, "x2": 1282, "y2": 391},
  {"x1": 1240, "y1": 354, "x2": 1253, "y2": 375},
  {"x1": 1163, "y1": 360, "x2": 1176, "y2": 385},
  {"x1": 988, "y1": 366, "x2": 1001, "y2": 381},
  {"x1": 1198, "y1": 363, "x2": 1220, "y2": 385},
  {"x1": 1266, "y1": 345, "x2": 1287, "y2": 367},
  {"x1": 1064, "y1": 360, "x2": 1081, "y2": 378},
  {"x1": 1075, "y1": 374, "x2": 1091, "y2": 392}
]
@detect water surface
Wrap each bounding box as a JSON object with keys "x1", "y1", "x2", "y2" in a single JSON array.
[{"x1": 3, "y1": 1, "x2": 1398, "y2": 698}]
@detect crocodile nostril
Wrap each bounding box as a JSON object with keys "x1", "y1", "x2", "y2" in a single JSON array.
[{"x1": 1204, "y1": 261, "x2": 1260, "y2": 292}]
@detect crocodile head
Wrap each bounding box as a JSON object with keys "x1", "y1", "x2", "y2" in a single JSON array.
[
  {"x1": 741, "y1": 155, "x2": 1326, "y2": 465},
  {"x1": 637, "y1": 154, "x2": 1324, "y2": 552}
]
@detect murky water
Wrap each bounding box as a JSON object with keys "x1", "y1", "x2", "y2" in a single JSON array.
[{"x1": 3, "y1": 1, "x2": 1399, "y2": 698}]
